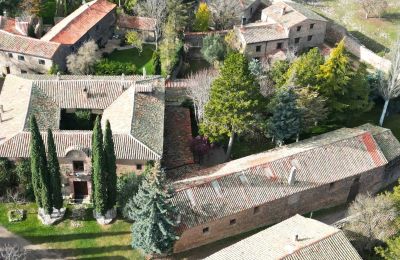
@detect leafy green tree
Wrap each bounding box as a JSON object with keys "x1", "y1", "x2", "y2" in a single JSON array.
[
  {"x1": 47, "y1": 129, "x2": 63, "y2": 210},
  {"x1": 266, "y1": 88, "x2": 302, "y2": 146},
  {"x1": 130, "y1": 162, "x2": 178, "y2": 255},
  {"x1": 200, "y1": 52, "x2": 262, "y2": 160},
  {"x1": 125, "y1": 31, "x2": 144, "y2": 54},
  {"x1": 117, "y1": 172, "x2": 145, "y2": 218},
  {"x1": 151, "y1": 50, "x2": 161, "y2": 75},
  {"x1": 194, "y1": 2, "x2": 210, "y2": 32},
  {"x1": 124, "y1": 0, "x2": 138, "y2": 10},
  {"x1": 201, "y1": 34, "x2": 226, "y2": 65},
  {"x1": 92, "y1": 116, "x2": 107, "y2": 215},
  {"x1": 296, "y1": 87, "x2": 328, "y2": 132},
  {"x1": 0, "y1": 0, "x2": 22, "y2": 16},
  {"x1": 104, "y1": 120, "x2": 117, "y2": 210},
  {"x1": 15, "y1": 159, "x2": 34, "y2": 201},
  {"x1": 159, "y1": 19, "x2": 183, "y2": 76},
  {"x1": 167, "y1": 0, "x2": 190, "y2": 32},
  {"x1": 0, "y1": 158, "x2": 14, "y2": 196},
  {"x1": 268, "y1": 60, "x2": 290, "y2": 88},
  {"x1": 285, "y1": 48, "x2": 324, "y2": 88},
  {"x1": 376, "y1": 236, "x2": 400, "y2": 260},
  {"x1": 248, "y1": 58, "x2": 263, "y2": 78},
  {"x1": 29, "y1": 115, "x2": 52, "y2": 214}
]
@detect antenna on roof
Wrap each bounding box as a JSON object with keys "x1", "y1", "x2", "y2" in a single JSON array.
[
  {"x1": 121, "y1": 73, "x2": 125, "y2": 81},
  {"x1": 288, "y1": 166, "x2": 296, "y2": 185},
  {"x1": 56, "y1": 72, "x2": 60, "y2": 81}
]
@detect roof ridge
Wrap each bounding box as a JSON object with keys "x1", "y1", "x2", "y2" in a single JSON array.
[{"x1": 128, "y1": 134, "x2": 161, "y2": 158}]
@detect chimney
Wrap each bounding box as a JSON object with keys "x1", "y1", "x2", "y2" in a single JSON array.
[
  {"x1": 142, "y1": 67, "x2": 147, "y2": 78},
  {"x1": 0, "y1": 105, "x2": 3, "y2": 113},
  {"x1": 294, "y1": 234, "x2": 299, "y2": 242},
  {"x1": 82, "y1": 86, "x2": 88, "y2": 99},
  {"x1": 0, "y1": 113, "x2": 3, "y2": 123},
  {"x1": 3, "y1": 11, "x2": 7, "y2": 18},
  {"x1": 288, "y1": 166, "x2": 296, "y2": 185},
  {"x1": 56, "y1": 72, "x2": 61, "y2": 81},
  {"x1": 281, "y1": 6, "x2": 286, "y2": 16},
  {"x1": 121, "y1": 73, "x2": 125, "y2": 81},
  {"x1": 120, "y1": 84, "x2": 125, "y2": 92}
]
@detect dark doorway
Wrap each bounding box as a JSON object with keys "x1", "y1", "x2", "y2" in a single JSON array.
[
  {"x1": 73, "y1": 161, "x2": 84, "y2": 173},
  {"x1": 73, "y1": 181, "x2": 88, "y2": 200},
  {"x1": 347, "y1": 177, "x2": 360, "y2": 203},
  {"x1": 6, "y1": 67, "x2": 10, "y2": 74}
]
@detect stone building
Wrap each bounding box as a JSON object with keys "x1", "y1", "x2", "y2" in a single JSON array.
[
  {"x1": 235, "y1": 1, "x2": 327, "y2": 59},
  {"x1": 117, "y1": 15, "x2": 157, "y2": 43},
  {"x1": 205, "y1": 214, "x2": 362, "y2": 260},
  {"x1": 170, "y1": 126, "x2": 400, "y2": 253},
  {"x1": 0, "y1": 0, "x2": 116, "y2": 75},
  {"x1": 0, "y1": 74, "x2": 165, "y2": 203}
]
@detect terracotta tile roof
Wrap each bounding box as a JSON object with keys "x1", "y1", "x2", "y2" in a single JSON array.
[
  {"x1": 237, "y1": 22, "x2": 288, "y2": 44},
  {"x1": 0, "y1": 16, "x2": 22, "y2": 35},
  {"x1": 41, "y1": 0, "x2": 116, "y2": 44},
  {"x1": 0, "y1": 74, "x2": 164, "y2": 161},
  {"x1": 118, "y1": 15, "x2": 156, "y2": 31},
  {"x1": 262, "y1": 1, "x2": 326, "y2": 28},
  {"x1": 206, "y1": 215, "x2": 362, "y2": 260},
  {"x1": 0, "y1": 30, "x2": 61, "y2": 58},
  {"x1": 171, "y1": 128, "x2": 389, "y2": 230},
  {"x1": 163, "y1": 106, "x2": 194, "y2": 169}
]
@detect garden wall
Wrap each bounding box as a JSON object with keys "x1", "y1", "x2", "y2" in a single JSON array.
[{"x1": 326, "y1": 22, "x2": 391, "y2": 72}]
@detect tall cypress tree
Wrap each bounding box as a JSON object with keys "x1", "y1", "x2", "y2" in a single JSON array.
[
  {"x1": 104, "y1": 120, "x2": 117, "y2": 210},
  {"x1": 47, "y1": 129, "x2": 63, "y2": 210},
  {"x1": 130, "y1": 162, "x2": 178, "y2": 254},
  {"x1": 92, "y1": 116, "x2": 107, "y2": 215},
  {"x1": 29, "y1": 115, "x2": 52, "y2": 214}
]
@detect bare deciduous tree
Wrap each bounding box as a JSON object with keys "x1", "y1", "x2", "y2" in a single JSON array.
[
  {"x1": 136, "y1": 0, "x2": 167, "y2": 49},
  {"x1": 0, "y1": 244, "x2": 26, "y2": 260},
  {"x1": 345, "y1": 193, "x2": 397, "y2": 253},
  {"x1": 208, "y1": 0, "x2": 242, "y2": 30},
  {"x1": 379, "y1": 38, "x2": 400, "y2": 126},
  {"x1": 358, "y1": 0, "x2": 388, "y2": 19},
  {"x1": 186, "y1": 69, "x2": 219, "y2": 124},
  {"x1": 66, "y1": 40, "x2": 101, "y2": 75}
]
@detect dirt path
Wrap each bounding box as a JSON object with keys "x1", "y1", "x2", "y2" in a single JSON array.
[{"x1": 0, "y1": 226, "x2": 63, "y2": 260}]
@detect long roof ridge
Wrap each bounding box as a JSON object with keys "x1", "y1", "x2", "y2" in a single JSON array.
[{"x1": 128, "y1": 134, "x2": 162, "y2": 158}]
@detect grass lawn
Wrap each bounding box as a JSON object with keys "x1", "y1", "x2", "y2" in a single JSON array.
[
  {"x1": 0, "y1": 203, "x2": 143, "y2": 260},
  {"x1": 308, "y1": 0, "x2": 400, "y2": 54},
  {"x1": 108, "y1": 44, "x2": 155, "y2": 74}
]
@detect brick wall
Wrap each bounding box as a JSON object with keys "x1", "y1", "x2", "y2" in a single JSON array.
[{"x1": 173, "y1": 167, "x2": 386, "y2": 253}]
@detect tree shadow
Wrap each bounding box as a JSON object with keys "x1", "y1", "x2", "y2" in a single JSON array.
[
  {"x1": 32, "y1": 245, "x2": 133, "y2": 259},
  {"x1": 348, "y1": 31, "x2": 389, "y2": 54},
  {"x1": 382, "y1": 12, "x2": 400, "y2": 23},
  {"x1": 24, "y1": 231, "x2": 130, "y2": 244}
]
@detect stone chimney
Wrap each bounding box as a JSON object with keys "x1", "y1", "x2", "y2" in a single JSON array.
[
  {"x1": 281, "y1": 6, "x2": 286, "y2": 16},
  {"x1": 294, "y1": 234, "x2": 299, "y2": 242},
  {"x1": 0, "y1": 105, "x2": 3, "y2": 113},
  {"x1": 82, "y1": 86, "x2": 89, "y2": 99},
  {"x1": 56, "y1": 72, "x2": 61, "y2": 81},
  {"x1": 288, "y1": 166, "x2": 296, "y2": 185},
  {"x1": 241, "y1": 16, "x2": 246, "y2": 28}
]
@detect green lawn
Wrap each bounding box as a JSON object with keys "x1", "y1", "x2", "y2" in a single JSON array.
[
  {"x1": 0, "y1": 203, "x2": 143, "y2": 260},
  {"x1": 108, "y1": 44, "x2": 155, "y2": 74},
  {"x1": 307, "y1": 0, "x2": 400, "y2": 54}
]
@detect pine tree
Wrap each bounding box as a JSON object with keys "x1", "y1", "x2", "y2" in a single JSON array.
[
  {"x1": 267, "y1": 88, "x2": 302, "y2": 146},
  {"x1": 130, "y1": 162, "x2": 178, "y2": 255},
  {"x1": 92, "y1": 116, "x2": 107, "y2": 215},
  {"x1": 47, "y1": 128, "x2": 63, "y2": 210},
  {"x1": 29, "y1": 115, "x2": 52, "y2": 214},
  {"x1": 194, "y1": 2, "x2": 210, "y2": 32},
  {"x1": 200, "y1": 52, "x2": 262, "y2": 160},
  {"x1": 104, "y1": 120, "x2": 117, "y2": 211},
  {"x1": 317, "y1": 40, "x2": 352, "y2": 117}
]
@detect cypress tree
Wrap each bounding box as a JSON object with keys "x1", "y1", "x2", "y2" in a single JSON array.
[
  {"x1": 47, "y1": 129, "x2": 63, "y2": 210},
  {"x1": 130, "y1": 162, "x2": 178, "y2": 255},
  {"x1": 104, "y1": 120, "x2": 117, "y2": 210},
  {"x1": 92, "y1": 116, "x2": 107, "y2": 215},
  {"x1": 29, "y1": 115, "x2": 52, "y2": 214}
]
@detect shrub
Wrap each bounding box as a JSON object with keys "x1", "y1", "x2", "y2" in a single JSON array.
[
  {"x1": 94, "y1": 59, "x2": 136, "y2": 75},
  {"x1": 201, "y1": 34, "x2": 226, "y2": 65},
  {"x1": 14, "y1": 159, "x2": 34, "y2": 201},
  {"x1": 8, "y1": 209, "x2": 24, "y2": 222},
  {"x1": 117, "y1": 172, "x2": 144, "y2": 218},
  {"x1": 0, "y1": 158, "x2": 16, "y2": 196},
  {"x1": 190, "y1": 136, "x2": 212, "y2": 159}
]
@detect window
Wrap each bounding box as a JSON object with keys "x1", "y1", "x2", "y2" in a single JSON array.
[
  {"x1": 296, "y1": 26, "x2": 301, "y2": 31},
  {"x1": 329, "y1": 182, "x2": 335, "y2": 191},
  {"x1": 294, "y1": 37, "x2": 300, "y2": 44},
  {"x1": 203, "y1": 227, "x2": 209, "y2": 234},
  {"x1": 20, "y1": 70, "x2": 27, "y2": 74},
  {"x1": 38, "y1": 59, "x2": 45, "y2": 65},
  {"x1": 96, "y1": 24, "x2": 100, "y2": 31},
  {"x1": 276, "y1": 42, "x2": 283, "y2": 49},
  {"x1": 250, "y1": 7, "x2": 253, "y2": 14},
  {"x1": 73, "y1": 161, "x2": 84, "y2": 173},
  {"x1": 253, "y1": 206, "x2": 260, "y2": 214},
  {"x1": 310, "y1": 23, "x2": 315, "y2": 29},
  {"x1": 308, "y1": 35, "x2": 313, "y2": 41},
  {"x1": 256, "y1": 45, "x2": 261, "y2": 52},
  {"x1": 136, "y1": 164, "x2": 143, "y2": 170},
  {"x1": 230, "y1": 219, "x2": 236, "y2": 225},
  {"x1": 18, "y1": 55, "x2": 25, "y2": 61},
  {"x1": 8, "y1": 53, "x2": 13, "y2": 58}
]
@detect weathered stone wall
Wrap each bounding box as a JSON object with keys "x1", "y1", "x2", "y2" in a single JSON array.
[
  {"x1": 0, "y1": 51, "x2": 54, "y2": 75},
  {"x1": 173, "y1": 167, "x2": 387, "y2": 253},
  {"x1": 326, "y1": 22, "x2": 391, "y2": 72},
  {"x1": 288, "y1": 20, "x2": 326, "y2": 50}
]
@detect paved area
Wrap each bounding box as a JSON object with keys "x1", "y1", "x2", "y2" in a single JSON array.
[{"x1": 0, "y1": 226, "x2": 63, "y2": 260}]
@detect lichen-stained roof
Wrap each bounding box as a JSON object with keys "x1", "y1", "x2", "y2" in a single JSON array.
[
  {"x1": 41, "y1": 0, "x2": 116, "y2": 44},
  {"x1": 0, "y1": 30, "x2": 61, "y2": 58},
  {"x1": 237, "y1": 23, "x2": 288, "y2": 44},
  {"x1": 171, "y1": 128, "x2": 387, "y2": 230},
  {"x1": 0, "y1": 74, "x2": 164, "y2": 161},
  {"x1": 205, "y1": 215, "x2": 362, "y2": 260},
  {"x1": 118, "y1": 15, "x2": 157, "y2": 31},
  {"x1": 262, "y1": 1, "x2": 326, "y2": 28},
  {"x1": 356, "y1": 123, "x2": 400, "y2": 163}
]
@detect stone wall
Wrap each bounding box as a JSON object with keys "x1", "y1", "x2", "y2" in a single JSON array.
[
  {"x1": 173, "y1": 166, "x2": 387, "y2": 253},
  {"x1": 0, "y1": 51, "x2": 54, "y2": 75},
  {"x1": 326, "y1": 22, "x2": 391, "y2": 72}
]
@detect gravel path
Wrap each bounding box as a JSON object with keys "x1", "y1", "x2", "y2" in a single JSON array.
[{"x1": 0, "y1": 226, "x2": 63, "y2": 260}]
